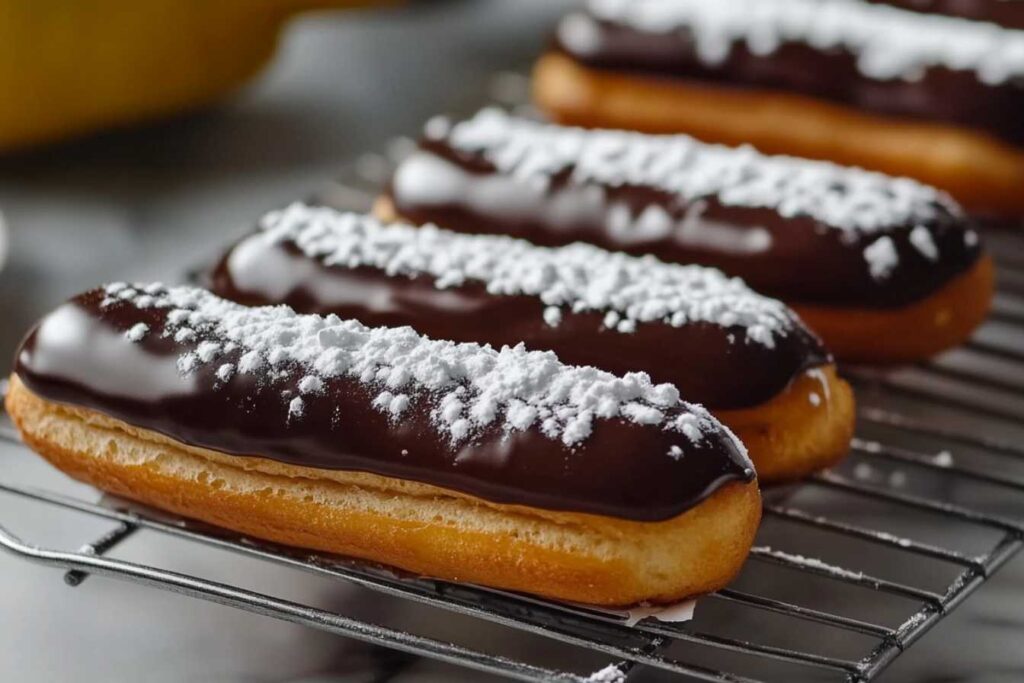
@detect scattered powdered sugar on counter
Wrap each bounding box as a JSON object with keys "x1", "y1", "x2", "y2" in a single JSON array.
[
  {"x1": 98, "y1": 283, "x2": 747, "y2": 458},
  {"x1": 436, "y1": 109, "x2": 955, "y2": 235},
  {"x1": 577, "y1": 0, "x2": 1024, "y2": 84},
  {"x1": 259, "y1": 203, "x2": 798, "y2": 347}
]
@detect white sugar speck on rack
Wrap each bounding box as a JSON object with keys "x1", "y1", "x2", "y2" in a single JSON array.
[
  {"x1": 586, "y1": 663, "x2": 626, "y2": 683},
  {"x1": 258, "y1": 203, "x2": 800, "y2": 348},
  {"x1": 578, "y1": 0, "x2": 1024, "y2": 84},
  {"x1": 753, "y1": 547, "x2": 865, "y2": 581},
  {"x1": 435, "y1": 108, "x2": 957, "y2": 234},
  {"x1": 98, "y1": 283, "x2": 748, "y2": 460}
]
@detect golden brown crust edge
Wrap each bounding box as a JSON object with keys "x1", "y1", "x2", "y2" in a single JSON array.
[
  {"x1": 5, "y1": 377, "x2": 761, "y2": 607},
  {"x1": 792, "y1": 255, "x2": 994, "y2": 364},
  {"x1": 533, "y1": 52, "x2": 1024, "y2": 217},
  {"x1": 721, "y1": 365, "x2": 854, "y2": 484}
]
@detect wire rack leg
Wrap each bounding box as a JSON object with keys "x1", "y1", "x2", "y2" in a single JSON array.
[{"x1": 64, "y1": 522, "x2": 138, "y2": 586}]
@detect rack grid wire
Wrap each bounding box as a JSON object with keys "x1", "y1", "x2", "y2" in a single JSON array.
[{"x1": 3, "y1": 97, "x2": 1024, "y2": 683}]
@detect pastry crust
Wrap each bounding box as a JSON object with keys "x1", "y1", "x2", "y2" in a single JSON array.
[
  {"x1": 792, "y1": 255, "x2": 995, "y2": 363},
  {"x1": 533, "y1": 52, "x2": 1024, "y2": 216},
  {"x1": 719, "y1": 366, "x2": 854, "y2": 483},
  {"x1": 5, "y1": 376, "x2": 761, "y2": 607}
]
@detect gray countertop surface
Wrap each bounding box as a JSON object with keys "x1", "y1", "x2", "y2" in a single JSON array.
[{"x1": 0, "y1": 2, "x2": 1021, "y2": 681}]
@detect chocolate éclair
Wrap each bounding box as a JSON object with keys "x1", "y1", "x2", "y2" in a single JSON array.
[
  {"x1": 380, "y1": 109, "x2": 993, "y2": 362},
  {"x1": 7, "y1": 284, "x2": 761, "y2": 605},
  {"x1": 210, "y1": 204, "x2": 854, "y2": 482},
  {"x1": 535, "y1": 0, "x2": 1024, "y2": 215}
]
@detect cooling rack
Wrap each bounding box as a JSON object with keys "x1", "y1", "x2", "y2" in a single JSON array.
[{"x1": 3, "y1": 88, "x2": 1024, "y2": 682}]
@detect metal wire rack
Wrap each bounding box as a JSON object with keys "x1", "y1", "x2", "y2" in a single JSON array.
[{"x1": 3, "y1": 89, "x2": 1024, "y2": 681}]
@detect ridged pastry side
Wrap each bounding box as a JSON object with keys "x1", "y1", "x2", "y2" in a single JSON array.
[
  {"x1": 5, "y1": 377, "x2": 761, "y2": 607},
  {"x1": 792, "y1": 256, "x2": 994, "y2": 363},
  {"x1": 533, "y1": 52, "x2": 1024, "y2": 216}
]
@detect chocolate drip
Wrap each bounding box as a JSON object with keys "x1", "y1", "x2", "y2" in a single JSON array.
[
  {"x1": 552, "y1": 14, "x2": 1024, "y2": 147},
  {"x1": 867, "y1": 0, "x2": 1024, "y2": 28},
  {"x1": 209, "y1": 230, "x2": 827, "y2": 410},
  {"x1": 14, "y1": 289, "x2": 754, "y2": 522},
  {"x1": 387, "y1": 141, "x2": 980, "y2": 309}
]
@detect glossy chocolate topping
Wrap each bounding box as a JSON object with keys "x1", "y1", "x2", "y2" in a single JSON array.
[
  {"x1": 209, "y1": 205, "x2": 828, "y2": 410},
  {"x1": 553, "y1": 0, "x2": 1024, "y2": 146},
  {"x1": 15, "y1": 285, "x2": 754, "y2": 522},
  {"x1": 387, "y1": 110, "x2": 982, "y2": 309},
  {"x1": 868, "y1": 0, "x2": 1024, "y2": 28}
]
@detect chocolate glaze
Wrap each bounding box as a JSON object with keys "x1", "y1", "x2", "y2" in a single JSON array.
[
  {"x1": 552, "y1": 14, "x2": 1024, "y2": 147},
  {"x1": 209, "y1": 229, "x2": 828, "y2": 410},
  {"x1": 14, "y1": 288, "x2": 754, "y2": 522},
  {"x1": 386, "y1": 139, "x2": 981, "y2": 309},
  {"x1": 868, "y1": 0, "x2": 1024, "y2": 28}
]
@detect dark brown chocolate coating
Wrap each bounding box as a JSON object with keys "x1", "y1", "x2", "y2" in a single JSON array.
[
  {"x1": 14, "y1": 288, "x2": 754, "y2": 522},
  {"x1": 208, "y1": 231, "x2": 828, "y2": 410},
  {"x1": 552, "y1": 14, "x2": 1024, "y2": 147},
  {"x1": 386, "y1": 140, "x2": 981, "y2": 309},
  {"x1": 868, "y1": 0, "x2": 1024, "y2": 28}
]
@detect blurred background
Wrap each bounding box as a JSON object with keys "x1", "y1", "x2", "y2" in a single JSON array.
[{"x1": 0, "y1": 1, "x2": 1022, "y2": 681}]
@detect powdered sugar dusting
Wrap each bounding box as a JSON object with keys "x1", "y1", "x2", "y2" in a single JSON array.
[
  {"x1": 216, "y1": 363, "x2": 235, "y2": 383},
  {"x1": 586, "y1": 664, "x2": 626, "y2": 683},
  {"x1": 909, "y1": 225, "x2": 939, "y2": 261},
  {"x1": 125, "y1": 323, "x2": 149, "y2": 342},
  {"x1": 259, "y1": 203, "x2": 799, "y2": 348},
  {"x1": 437, "y1": 109, "x2": 955, "y2": 235},
  {"x1": 98, "y1": 283, "x2": 748, "y2": 460},
  {"x1": 578, "y1": 0, "x2": 1024, "y2": 84},
  {"x1": 864, "y1": 236, "x2": 899, "y2": 281}
]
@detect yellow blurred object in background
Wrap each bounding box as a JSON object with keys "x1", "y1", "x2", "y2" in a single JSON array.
[{"x1": 0, "y1": 0, "x2": 391, "y2": 152}]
